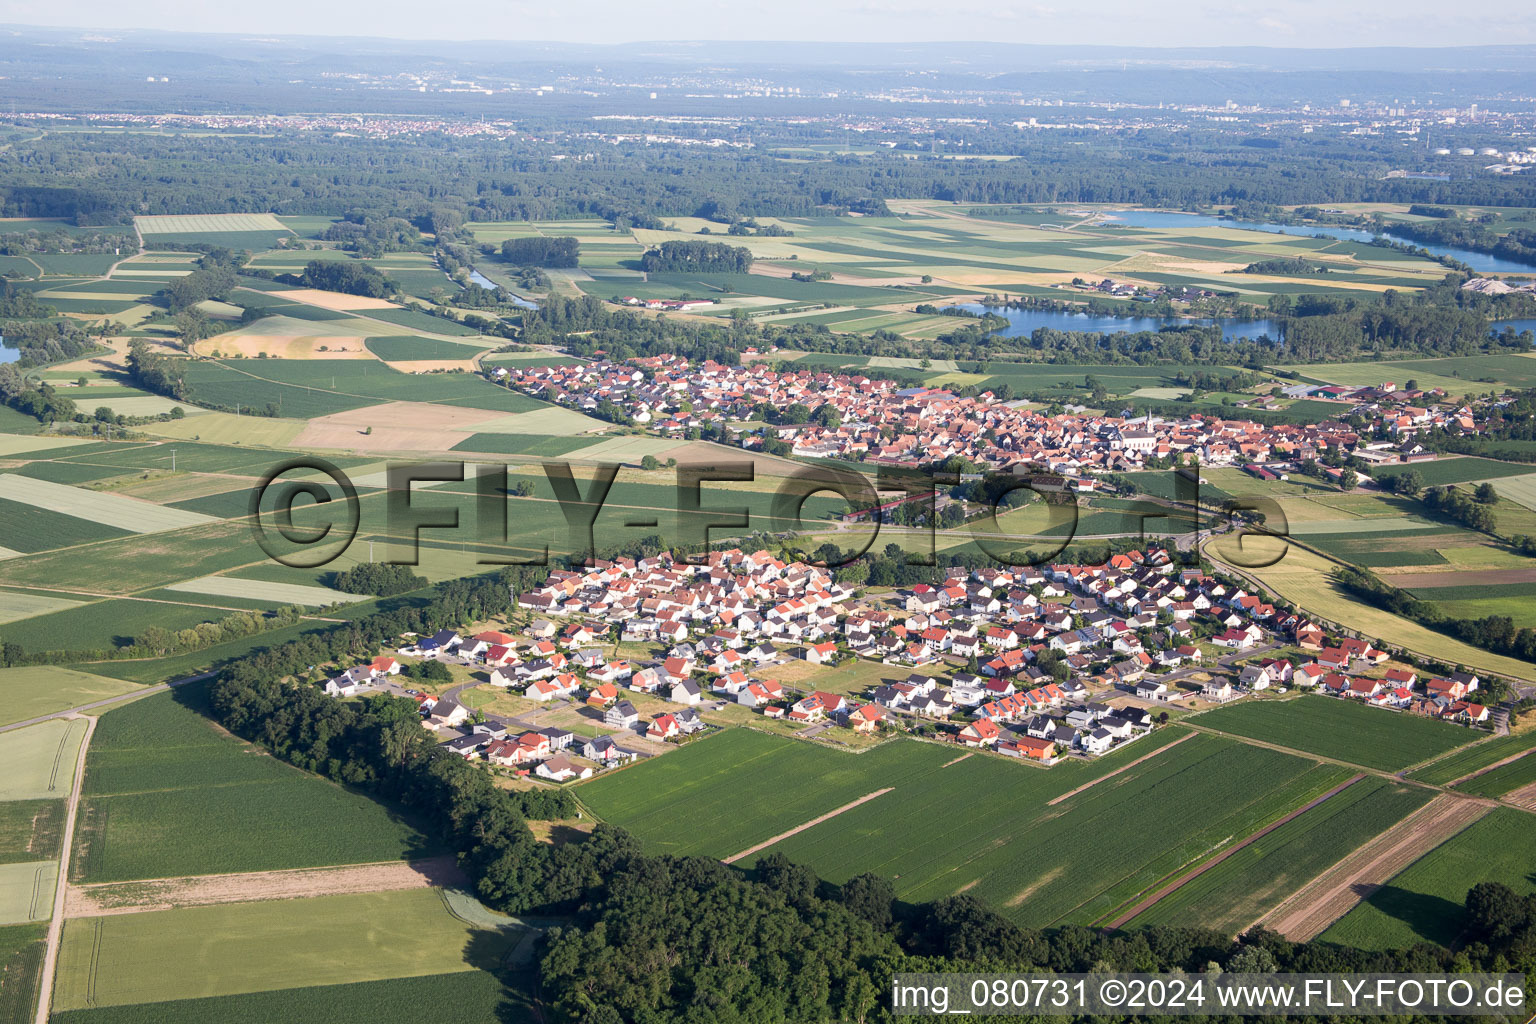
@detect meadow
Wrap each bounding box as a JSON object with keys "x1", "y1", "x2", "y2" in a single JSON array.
[
  {"x1": 1122, "y1": 778, "x2": 1430, "y2": 935},
  {"x1": 1193, "y1": 695, "x2": 1473, "y2": 772},
  {"x1": 72, "y1": 690, "x2": 437, "y2": 882},
  {"x1": 1320, "y1": 808, "x2": 1536, "y2": 949},
  {"x1": 51, "y1": 889, "x2": 514, "y2": 1011},
  {"x1": 582, "y1": 729, "x2": 1359, "y2": 928}
]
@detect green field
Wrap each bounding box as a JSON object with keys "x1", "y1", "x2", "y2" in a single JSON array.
[
  {"x1": 1371, "y1": 457, "x2": 1534, "y2": 488},
  {"x1": 72, "y1": 690, "x2": 437, "y2": 882},
  {"x1": 1407, "y1": 731, "x2": 1536, "y2": 785},
  {"x1": 0, "y1": 496, "x2": 133, "y2": 553},
  {"x1": 363, "y1": 336, "x2": 487, "y2": 361},
  {"x1": 1194, "y1": 696, "x2": 1473, "y2": 772},
  {"x1": 0, "y1": 598, "x2": 235, "y2": 653},
  {"x1": 1320, "y1": 809, "x2": 1536, "y2": 949},
  {"x1": 0, "y1": 800, "x2": 64, "y2": 864},
  {"x1": 52, "y1": 888, "x2": 517, "y2": 1010},
  {"x1": 0, "y1": 921, "x2": 45, "y2": 1020},
  {"x1": 1453, "y1": 751, "x2": 1536, "y2": 798},
  {"x1": 48, "y1": 970, "x2": 530, "y2": 1024},
  {"x1": 179, "y1": 359, "x2": 543, "y2": 417},
  {"x1": 448, "y1": 433, "x2": 595, "y2": 457},
  {"x1": 1123, "y1": 777, "x2": 1430, "y2": 934},
  {"x1": 582, "y1": 728, "x2": 1355, "y2": 927}
]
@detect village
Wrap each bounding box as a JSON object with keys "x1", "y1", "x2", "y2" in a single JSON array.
[
  {"x1": 491, "y1": 356, "x2": 1486, "y2": 481},
  {"x1": 318, "y1": 544, "x2": 1494, "y2": 783}
]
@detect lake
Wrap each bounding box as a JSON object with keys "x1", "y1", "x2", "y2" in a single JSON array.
[
  {"x1": 0, "y1": 345, "x2": 17, "y2": 365},
  {"x1": 1492, "y1": 319, "x2": 1536, "y2": 338},
  {"x1": 956, "y1": 304, "x2": 1284, "y2": 343},
  {"x1": 1101, "y1": 210, "x2": 1536, "y2": 274},
  {"x1": 468, "y1": 268, "x2": 538, "y2": 308}
]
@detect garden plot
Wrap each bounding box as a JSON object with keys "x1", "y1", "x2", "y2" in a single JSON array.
[
  {"x1": 0, "y1": 474, "x2": 217, "y2": 533},
  {"x1": 163, "y1": 576, "x2": 362, "y2": 607}
]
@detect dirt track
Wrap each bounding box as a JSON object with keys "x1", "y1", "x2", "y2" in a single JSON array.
[
  {"x1": 1504, "y1": 780, "x2": 1536, "y2": 811},
  {"x1": 1252, "y1": 795, "x2": 1492, "y2": 941},
  {"x1": 64, "y1": 855, "x2": 465, "y2": 918},
  {"x1": 1046, "y1": 731, "x2": 1196, "y2": 807},
  {"x1": 722, "y1": 788, "x2": 892, "y2": 865},
  {"x1": 1104, "y1": 774, "x2": 1365, "y2": 930}
]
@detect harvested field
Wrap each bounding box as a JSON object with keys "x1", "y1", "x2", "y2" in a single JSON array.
[
  {"x1": 0, "y1": 860, "x2": 57, "y2": 924},
  {"x1": 0, "y1": 590, "x2": 87, "y2": 625},
  {"x1": 1253, "y1": 795, "x2": 1491, "y2": 941},
  {"x1": 0, "y1": 719, "x2": 88, "y2": 802},
  {"x1": 192, "y1": 334, "x2": 374, "y2": 360},
  {"x1": 292, "y1": 401, "x2": 490, "y2": 452},
  {"x1": 1388, "y1": 567, "x2": 1536, "y2": 589},
  {"x1": 65, "y1": 855, "x2": 466, "y2": 917},
  {"x1": 274, "y1": 288, "x2": 401, "y2": 311},
  {"x1": 135, "y1": 213, "x2": 287, "y2": 235},
  {"x1": 1504, "y1": 780, "x2": 1536, "y2": 810}
]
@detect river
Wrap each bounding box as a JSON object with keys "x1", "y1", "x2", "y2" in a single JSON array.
[
  {"x1": 1099, "y1": 210, "x2": 1536, "y2": 274},
  {"x1": 955, "y1": 304, "x2": 1284, "y2": 342}
]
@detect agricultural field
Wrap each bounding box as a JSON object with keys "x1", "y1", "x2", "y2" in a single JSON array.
[
  {"x1": 1320, "y1": 808, "x2": 1536, "y2": 950},
  {"x1": 0, "y1": 718, "x2": 88, "y2": 802},
  {"x1": 1193, "y1": 695, "x2": 1475, "y2": 772},
  {"x1": 133, "y1": 213, "x2": 293, "y2": 250},
  {"x1": 466, "y1": 203, "x2": 1449, "y2": 338},
  {"x1": 51, "y1": 888, "x2": 519, "y2": 1011},
  {"x1": 582, "y1": 728, "x2": 1359, "y2": 928},
  {"x1": 72, "y1": 690, "x2": 438, "y2": 882},
  {"x1": 0, "y1": 475, "x2": 216, "y2": 534},
  {"x1": 1282, "y1": 354, "x2": 1536, "y2": 396},
  {"x1": 48, "y1": 969, "x2": 530, "y2": 1024},
  {"x1": 1123, "y1": 777, "x2": 1431, "y2": 935},
  {"x1": 1370, "y1": 456, "x2": 1535, "y2": 488},
  {"x1": 1407, "y1": 730, "x2": 1536, "y2": 785},
  {"x1": 1453, "y1": 750, "x2": 1536, "y2": 799},
  {"x1": 0, "y1": 667, "x2": 147, "y2": 728}
]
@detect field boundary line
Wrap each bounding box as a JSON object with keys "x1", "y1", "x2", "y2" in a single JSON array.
[
  {"x1": 1250, "y1": 793, "x2": 1493, "y2": 941},
  {"x1": 1101, "y1": 773, "x2": 1365, "y2": 931},
  {"x1": 35, "y1": 712, "x2": 95, "y2": 1024},
  {"x1": 1448, "y1": 748, "x2": 1535, "y2": 789},
  {"x1": 1046, "y1": 730, "x2": 1195, "y2": 807},
  {"x1": 721, "y1": 788, "x2": 893, "y2": 865}
]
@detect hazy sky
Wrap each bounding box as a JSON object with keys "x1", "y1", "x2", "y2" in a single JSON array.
[{"x1": 0, "y1": 0, "x2": 1531, "y2": 47}]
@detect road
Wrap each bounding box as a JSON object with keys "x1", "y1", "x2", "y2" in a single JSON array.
[{"x1": 33, "y1": 715, "x2": 96, "y2": 1024}]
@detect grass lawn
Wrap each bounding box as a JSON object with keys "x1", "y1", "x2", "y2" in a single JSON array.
[
  {"x1": 1320, "y1": 808, "x2": 1536, "y2": 949},
  {"x1": 1193, "y1": 695, "x2": 1473, "y2": 772},
  {"x1": 52, "y1": 888, "x2": 517, "y2": 1010},
  {"x1": 72, "y1": 690, "x2": 438, "y2": 882}
]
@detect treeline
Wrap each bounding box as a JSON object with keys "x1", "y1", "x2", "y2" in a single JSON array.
[
  {"x1": 1239, "y1": 256, "x2": 1329, "y2": 276},
  {"x1": 0, "y1": 316, "x2": 102, "y2": 368},
  {"x1": 0, "y1": 603, "x2": 309, "y2": 665},
  {"x1": 501, "y1": 236, "x2": 579, "y2": 268},
  {"x1": 292, "y1": 259, "x2": 393, "y2": 298},
  {"x1": 0, "y1": 225, "x2": 133, "y2": 257},
  {"x1": 161, "y1": 251, "x2": 238, "y2": 312},
  {"x1": 639, "y1": 240, "x2": 752, "y2": 273},
  {"x1": 329, "y1": 563, "x2": 428, "y2": 597},
  {"x1": 1333, "y1": 564, "x2": 1536, "y2": 663},
  {"x1": 124, "y1": 339, "x2": 189, "y2": 401},
  {"x1": 0, "y1": 364, "x2": 76, "y2": 423},
  {"x1": 1382, "y1": 213, "x2": 1536, "y2": 268}
]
